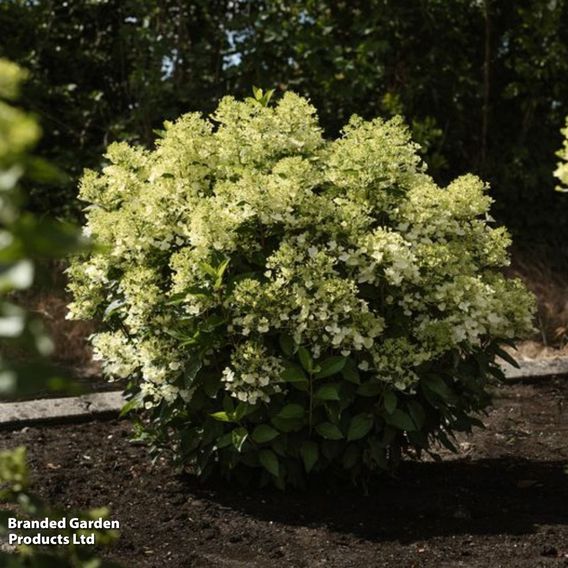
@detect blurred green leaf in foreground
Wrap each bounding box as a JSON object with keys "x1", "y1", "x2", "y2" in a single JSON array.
[{"x1": 0, "y1": 58, "x2": 120, "y2": 567}]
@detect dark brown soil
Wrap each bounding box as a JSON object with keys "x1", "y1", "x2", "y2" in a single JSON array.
[{"x1": 2, "y1": 377, "x2": 568, "y2": 568}]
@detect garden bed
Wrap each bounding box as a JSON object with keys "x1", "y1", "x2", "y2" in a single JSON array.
[{"x1": 2, "y1": 376, "x2": 567, "y2": 568}]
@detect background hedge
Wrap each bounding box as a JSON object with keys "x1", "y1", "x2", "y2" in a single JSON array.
[{"x1": 1, "y1": 0, "x2": 567, "y2": 242}]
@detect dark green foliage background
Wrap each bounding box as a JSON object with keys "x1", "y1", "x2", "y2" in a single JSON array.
[{"x1": 1, "y1": 0, "x2": 567, "y2": 241}]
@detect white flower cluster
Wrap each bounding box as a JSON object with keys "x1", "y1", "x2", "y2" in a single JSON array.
[
  {"x1": 222, "y1": 342, "x2": 284, "y2": 404},
  {"x1": 68, "y1": 92, "x2": 535, "y2": 408},
  {"x1": 228, "y1": 236, "x2": 385, "y2": 362}
]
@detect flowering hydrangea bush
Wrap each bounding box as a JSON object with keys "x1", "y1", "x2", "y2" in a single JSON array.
[
  {"x1": 68, "y1": 90, "x2": 534, "y2": 488},
  {"x1": 555, "y1": 117, "x2": 568, "y2": 191}
]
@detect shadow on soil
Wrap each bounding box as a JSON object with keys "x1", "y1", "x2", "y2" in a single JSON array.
[{"x1": 182, "y1": 457, "x2": 568, "y2": 543}]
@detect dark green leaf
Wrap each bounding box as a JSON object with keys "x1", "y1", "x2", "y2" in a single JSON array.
[
  {"x1": 216, "y1": 432, "x2": 233, "y2": 449},
  {"x1": 423, "y1": 375, "x2": 454, "y2": 400},
  {"x1": 407, "y1": 400, "x2": 425, "y2": 429},
  {"x1": 494, "y1": 346, "x2": 520, "y2": 369},
  {"x1": 119, "y1": 395, "x2": 141, "y2": 417},
  {"x1": 280, "y1": 364, "x2": 307, "y2": 383},
  {"x1": 184, "y1": 358, "x2": 202, "y2": 387},
  {"x1": 347, "y1": 413, "x2": 374, "y2": 441},
  {"x1": 315, "y1": 356, "x2": 346, "y2": 379},
  {"x1": 300, "y1": 441, "x2": 318, "y2": 473},
  {"x1": 279, "y1": 334, "x2": 296, "y2": 357},
  {"x1": 222, "y1": 395, "x2": 235, "y2": 414},
  {"x1": 314, "y1": 383, "x2": 341, "y2": 401},
  {"x1": 233, "y1": 402, "x2": 255, "y2": 421},
  {"x1": 438, "y1": 431, "x2": 458, "y2": 452},
  {"x1": 469, "y1": 416, "x2": 486, "y2": 429},
  {"x1": 202, "y1": 372, "x2": 221, "y2": 397},
  {"x1": 383, "y1": 391, "x2": 397, "y2": 414},
  {"x1": 231, "y1": 426, "x2": 248, "y2": 452},
  {"x1": 259, "y1": 449, "x2": 279, "y2": 477},
  {"x1": 202, "y1": 313, "x2": 226, "y2": 331},
  {"x1": 298, "y1": 346, "x2": 313, "y2": 372},
  {"x1": 315, "y1": 422, "x2": 343, "y2": 440},
  {"x1": 487, "y1": 365, "x2": 506, "y2": 381},
  {"x1": 252, "y1": 424, "x2": 279, "y2": 443},
  {"x1": 271, "y1": 416, "x2": 304, "y2": 433},
  {"x1": 277, "y1": 403, "x2": 304, "y2": 419},
  {"x1": 341, "y1": 358, "x2": 360, "y2": 384},
  {"x1": 384, "y1": 409, "x2": 416, "y2": 431},
  {"x1": 356, "y1": 381, "x2": 382, "y2": 397}
]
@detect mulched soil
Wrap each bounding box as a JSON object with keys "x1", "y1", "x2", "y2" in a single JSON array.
[{"x1": 2, "y1": 376, "x2": 568, "y2": 568}]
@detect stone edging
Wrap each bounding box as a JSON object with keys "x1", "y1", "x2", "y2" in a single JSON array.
[
  {"x1": 500, "y1": 357, "x2": 568, "y2": 380},
  {"x1": 0, "y1": 391, "x2": 126, "y2": 429}
]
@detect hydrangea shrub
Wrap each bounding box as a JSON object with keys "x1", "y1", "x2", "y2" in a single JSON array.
[{"x1": 68, "y1": 91, "x2": 534, "y2": 488}]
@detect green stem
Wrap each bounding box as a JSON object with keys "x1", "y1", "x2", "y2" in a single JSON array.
[{"x1": 308, "y1": 371, "x2": 313, "y2": 436}]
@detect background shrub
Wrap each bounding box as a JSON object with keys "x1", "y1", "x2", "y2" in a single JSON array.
[
  {"x1": 68, "y1": 92, "x2": 534, "y2": 488},
  {"x1": 0, "y1": 58, "x2": 119, "y2": 567},
  {"x1": 0, "y1": 1, "x2": 567, "y2": 245},
  {"x1": 0, "y1": 58, "x2": 83, "y2": 397}
]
